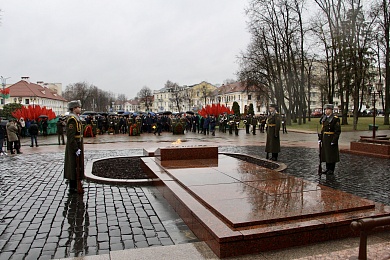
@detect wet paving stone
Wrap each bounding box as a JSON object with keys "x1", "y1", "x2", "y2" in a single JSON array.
[
  {"x1": 0, "y1": 150, "x2": 175, "y2": 259},
  {"x1": 219, "y1": 146, "x2": 390, "y2": 205}
]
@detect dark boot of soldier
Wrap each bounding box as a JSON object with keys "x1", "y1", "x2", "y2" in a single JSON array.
[
  {"x1": 323, "y1": 163, "x2": 335, "y2": 174},
  {"x1": 271, "y1": 153, "x2": 278, "y2": 161},
  {"x1": 69, "y1": 180, "x2": 77, "y2": 193}
]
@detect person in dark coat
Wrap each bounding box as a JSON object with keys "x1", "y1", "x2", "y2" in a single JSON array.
[
  {"x1": 203, "y1": 115, "x2": 210, "y2": 135},
  {"x1": 319, "y1": 104, "x2": 341, "y2": 175},
  {"x1": 145, "y1": 114, "x2": 153, "y2": 133},
  {"x1": 265, "y1": 104, "x2": 281, "y2": 161},
  {"x1": 64, "y1": 100, "x2": 84, "y2": 193},
  {"x1": 42, "y1": 118, "x2": 48, "y2": 137},
  {"x1": 153, "y1": 115, "x2": 163, "y2": 136},
  {"x1": 209, "y1": 114, "x2": 216, "y2": 136},
  {"x1": 6, "y1": 119, "x2": 22, "y2": 154},
  {"x1": 244, "y1": 114, "x2": 251, "y2": 134},
  {"x1": 281, "y1": 114, "x2": 288, "y2": 134},
  {"x1": 57, "y1": 118, "x2": 66, "y2": 145},
  {"x1": 251, "y1": 115, "x2": 258, "y2": 135},
  {"x1": 0, "y1": 118, "x2": 6, "y2": 155},
  {"x1": 29, "y1": 120, "x2": 39, "y2": 147}
]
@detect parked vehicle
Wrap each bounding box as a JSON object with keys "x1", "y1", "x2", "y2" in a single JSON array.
[{"x1": 311, "y1": 108, "x2": 323, "y2": 117}]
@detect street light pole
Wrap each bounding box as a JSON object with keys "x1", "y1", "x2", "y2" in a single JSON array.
[
  {"x1": 368, "y1": 82, "x2": 384, "y2": 139},
  {"x1": 1, "y1": 76, "x2": 10, "y2": 107}
]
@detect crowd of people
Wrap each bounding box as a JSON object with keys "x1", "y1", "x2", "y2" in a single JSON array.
[
  {"x1": 80, "y1": 111, "x2": 289, "y2": 138},
  {"x1": 0, "y1": 116, "x2": 62, "y2": 155}
]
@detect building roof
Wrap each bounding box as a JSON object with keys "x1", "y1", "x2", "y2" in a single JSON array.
[
  {"x1": 216, "y1": 82, "x2": 260, "y2": 95},
  {"x1": 218, "y1": 82, "x2": 247, "y2": 94},
  {"x1": 8, "y1": 79, "x2": 67, "y2": 102}
]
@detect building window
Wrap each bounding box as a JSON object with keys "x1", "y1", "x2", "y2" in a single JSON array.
[{"x1": 248, "y1": 95, "x2": 252, "y2": 100}]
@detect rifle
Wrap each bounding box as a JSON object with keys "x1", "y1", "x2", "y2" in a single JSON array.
[
  {"x1": 76, "y1": 153, "x2": 84, "y2": 194},
  {"x1": 317, "y1": 125, "x2": 322, "y2": 176}
]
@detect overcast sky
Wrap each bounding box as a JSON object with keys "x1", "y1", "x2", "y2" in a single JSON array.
[{"x1": 0, "y1": 0, "x2": 251, "y2": 98}]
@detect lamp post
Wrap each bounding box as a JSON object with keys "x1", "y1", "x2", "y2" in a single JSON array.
[
  {"x1": 1, "y1": 76, "x2": 10, "y2": 107},
  {"x1": 202, "y1": 85, "x2": 207, "y2": 108},
  {"x1": 368, "y1": 82, "x2": 384, "y2": 139}
]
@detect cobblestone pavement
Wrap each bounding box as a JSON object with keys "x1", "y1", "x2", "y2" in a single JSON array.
[{"x1": 0, "y1": 150, "x2": 197, "y2": 260}]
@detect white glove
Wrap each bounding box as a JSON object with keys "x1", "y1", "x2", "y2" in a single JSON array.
[
  {"x1": 76, "y1": 149, "x2": 81, "y2": 156},
  {"x1": 318, "y1": 140, "x2": 321, "y2": 143}
]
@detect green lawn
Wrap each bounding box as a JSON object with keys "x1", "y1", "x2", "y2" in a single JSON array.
[{"x1": 288, "y1": 116, "x2": 389, "y2": 132}]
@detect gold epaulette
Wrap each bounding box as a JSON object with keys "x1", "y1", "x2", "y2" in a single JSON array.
[{"x1": 67, "y1": 116, "x2": 82, "y2": 133}]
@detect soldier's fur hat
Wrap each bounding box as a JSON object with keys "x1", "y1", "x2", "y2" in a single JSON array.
[
  {"x1": 324, "y1": 104, "x2": 334, "y2": 110},
  {"x1": 67, "y1": 100, "x2": 82, "y2": 110}
]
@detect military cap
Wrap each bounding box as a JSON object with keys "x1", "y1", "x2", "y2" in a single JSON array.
[
  {"x1": 324, "y1": 104, "x2": 334, "y2": 110},
  {"x1": 67, "y1": 100, "x2": 82, "y2": 110},
  {"x1": 269, "y1": 104, "x2": 278, "y2": 108}
]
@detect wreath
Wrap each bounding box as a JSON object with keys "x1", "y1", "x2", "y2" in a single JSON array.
[
  {"x1": 173, "y1": 122, "x2": 184, "y2": 135},
  {"x1": 84, "y1": 124, "x2": 94, "y2": 137}
]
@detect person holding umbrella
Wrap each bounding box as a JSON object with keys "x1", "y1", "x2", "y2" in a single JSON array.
[
  {"x1": 42, "y1": 117, "x2": 48, "y2": 137},
  {"x1": 64, "y1": 100, "x2": 84, "y2": 194}
]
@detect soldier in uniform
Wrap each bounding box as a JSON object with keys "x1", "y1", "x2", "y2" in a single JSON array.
[
  {"x1": 64, "y1": 100, "x2": 84, "y2": 193},
  {"x1": 265, "y1": 104, "x2": 281, "y2": 161},
  {"x1": 259, "y1": 114, "x2": 266, "y2": 133},
  {"x1": 281, "y1": 114, "x2": 288, "y2": 134},
  {"x1": 244, "y1": 114, "x2": 251, "y2": 134},
  {"x1": 234, "y1": 115, "x2": 240, "y2": 136},
  {"x1": 56, "y1": 117, "x2": 66, "y2": 145},
  {"x1": 319, "y1": 104, "x2": 341, "y2": 175},
  {"x1": 251, "y1": 115, "x2": 258, "y2": 135},
  {"x1": 210, "y1": 114, "x2": 217, "y2": 136}
]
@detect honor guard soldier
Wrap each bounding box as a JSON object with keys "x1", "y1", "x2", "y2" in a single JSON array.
[
  {"x1": 64, "y1": 100, "x2": 84, "y2": 194},
  {"x1": 319, "y1": 104, "x2": 341, "y2": 175},
  {"x1": 265, "y1": 104, "x2": 281, "y2": 161}
]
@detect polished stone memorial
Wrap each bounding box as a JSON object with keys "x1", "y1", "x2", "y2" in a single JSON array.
[{"x1": 141, "y1": 146, "x2": 390, "y2": 258}]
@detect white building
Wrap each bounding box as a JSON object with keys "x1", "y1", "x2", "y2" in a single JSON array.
[{"x1": 2, "y1": 77, "x2": 67, "y2": 116}]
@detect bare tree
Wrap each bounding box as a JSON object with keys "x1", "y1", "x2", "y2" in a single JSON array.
[
  {"x1": 239, "y1": 0, "x2": 309, "y2": 125},
  {"x1": 63, "y1": 82, "x2": 92, "y2": 110},
  {"x1": 117, "y1": 93, "x2": 127, "y2": 110},
  {"x1": 372, "y1": 0, "x2": 390, "y2": 125},
  {"x1": 137, "y1": 86, "x2": 153, "y2": 112},
  {"x1": 64, "y1": 82, "x2": 114, "y2": 111},
  {"x1": 165, "y1": 80, "x2": 184, "y2": 112},
  {"x1": 313, "y1": 0, "x2": 377, "y2": 129}
]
